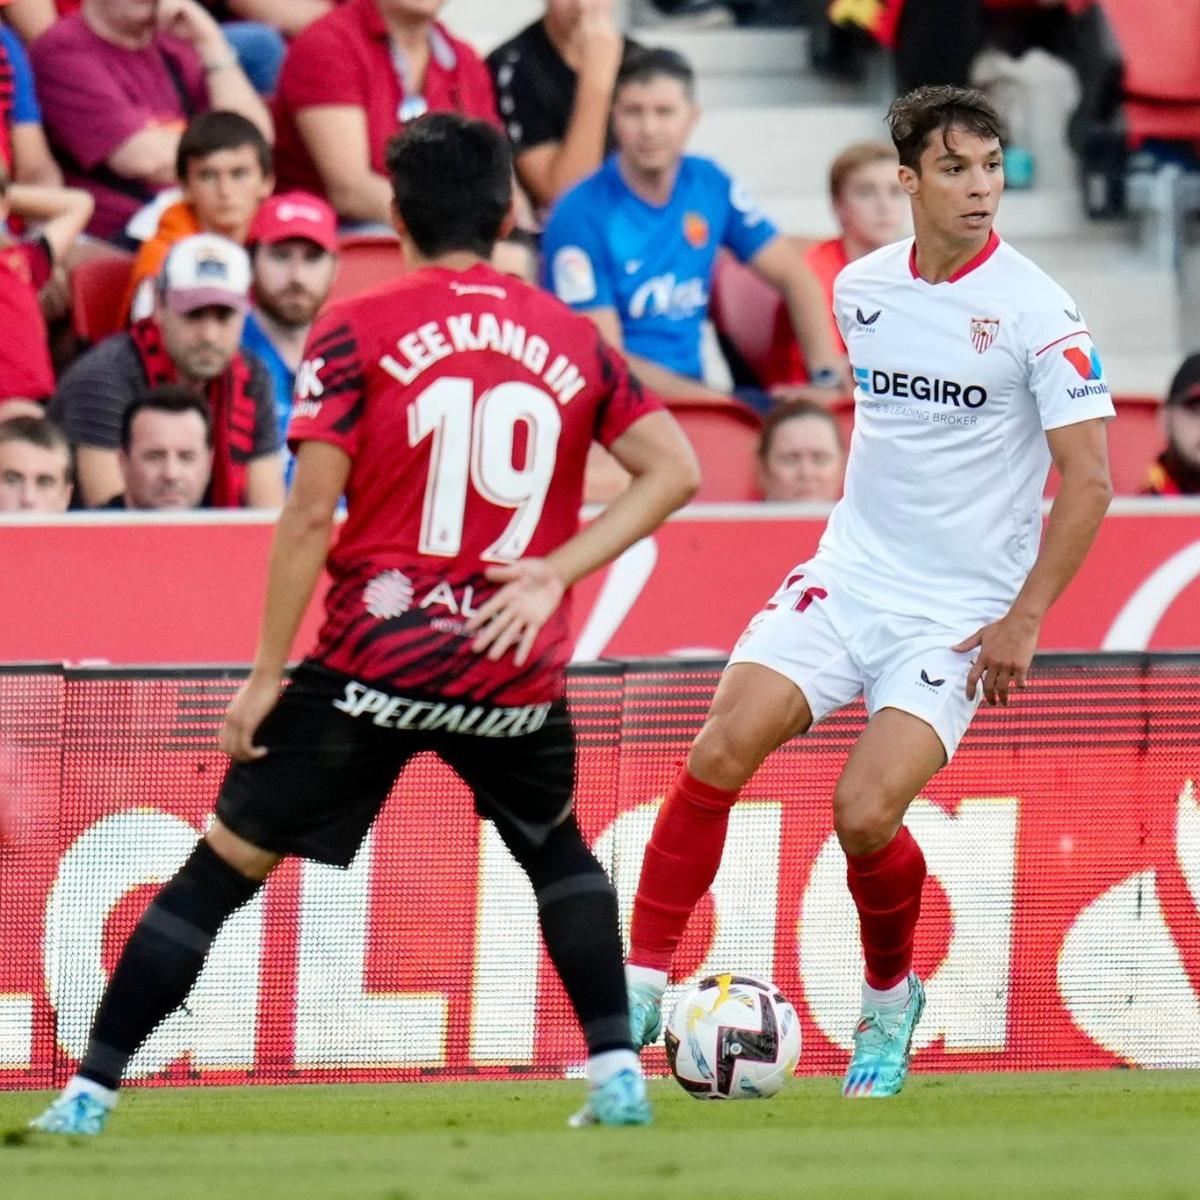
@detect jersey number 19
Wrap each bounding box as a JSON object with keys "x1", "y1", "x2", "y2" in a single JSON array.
[{"x1": 408, "y1": 376, "x2": 563, "y2": 563}]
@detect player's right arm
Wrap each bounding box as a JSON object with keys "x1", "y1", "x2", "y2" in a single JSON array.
[
  {"x1": 219, "y1": 440, "x2": 350, "y2": 762},
  {"x1": 220, "y1": 312, "x2": 363, "y2": 761}
]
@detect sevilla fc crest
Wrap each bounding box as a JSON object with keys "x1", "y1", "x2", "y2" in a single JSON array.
[{"x1": 970, "y1": 317, "x2": 1000, "y2": 354}]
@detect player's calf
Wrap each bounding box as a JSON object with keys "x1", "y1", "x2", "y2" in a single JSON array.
[{"x1": 29, "y1": 837, "x2": 264, "y2": 1134}]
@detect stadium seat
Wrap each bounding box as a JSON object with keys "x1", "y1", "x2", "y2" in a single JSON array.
[
  {"x1": 325, "y1": 235, "x2": 407, "y2": 307},
  {"x1": 1098, "y1": 0, "x2": 1200, "y2": 147},
  {"x1": 708, "y1": 250, "x2": 785, "y2": 387},
  {"x1": 830, "y1": 395, "x2": 856, "y2": 453},
  {"x1": 667, "y1": 397, "x2": 764, "y2": 502},
  {"x1": 70, "y1": 253, "x2": 135, "y2": 345},
  {"x1": 1044, "y1": 394, "x2": 1162, "y2": 496}
]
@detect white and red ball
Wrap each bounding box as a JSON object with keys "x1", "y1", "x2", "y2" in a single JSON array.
[{"x1": 664, "y1": 973, "x2": 801, "y2": 1099}]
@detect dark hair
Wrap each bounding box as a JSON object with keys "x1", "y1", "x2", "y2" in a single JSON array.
[
  {"x1": 121, "y1": 386, "x2": 213, "y2": 452},
  {"x1": 0, "y1": 160, "x2": 8, "y2": 199},
  {"x1": 385, "y1": 114, "x2": 512, "y2": 258},
  {"x1": 176, "y1": 111, "x2": 273, "y2": 182},
  {"x1": 0, "y1": 414, "x2": 73, "y2": 480},
  {"x1": 758, "y1": 400, "x2": 843, "y2": 460},
  {"x1": 615, "y1": 46, "x2": 696, "y2": 100},
  {"x1": 887, "y1": 86, "x2": 1005, "y2": 173}
]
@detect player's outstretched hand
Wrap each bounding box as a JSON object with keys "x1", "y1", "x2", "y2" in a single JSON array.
[
  {"x1": 953, "y1": 611, "x2": 1041, "y2": 707},
  {"x1": 219, "y1": 674, "x2": 280, "y2": 762},
  {"x1": 466, "y1": 559, "x2": 566, "y2": 667}
]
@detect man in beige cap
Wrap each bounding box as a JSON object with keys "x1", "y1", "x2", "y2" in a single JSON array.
[{"x1": 50, "y1": 232, "x2": 284, "y2": 508}]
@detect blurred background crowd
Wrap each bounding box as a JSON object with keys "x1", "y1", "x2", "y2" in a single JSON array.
[{"x1": 0, "y1": 0, "x2": 1197, "y2": 514}]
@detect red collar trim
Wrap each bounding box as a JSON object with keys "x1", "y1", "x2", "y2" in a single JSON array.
[{"x1": 908, "y1": 230, "x2": 1001, "y2": 283}]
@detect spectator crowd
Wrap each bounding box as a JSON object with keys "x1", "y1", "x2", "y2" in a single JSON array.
[{"x1": 0, "y1": 0, "x2": 1196, "y2": 514}]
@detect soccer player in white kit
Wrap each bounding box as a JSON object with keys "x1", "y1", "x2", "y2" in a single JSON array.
[{"x1": 623, "y1": 86, "x2": 1116, "y2": 1097}]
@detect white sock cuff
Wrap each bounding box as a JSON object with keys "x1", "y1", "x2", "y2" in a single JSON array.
[
  {"x1": 624, "y1": 963, "x2": 668, "y2": 994},
  {"x1": 585, "y1": 1048, "x2": 642, "y2": 1088},
  {"x1": 63, "y1": 1074, "x2": 119, "y2": 1109},
  {"x1": 862, "y1": 975, "x2": 912, "y2": 1009}
]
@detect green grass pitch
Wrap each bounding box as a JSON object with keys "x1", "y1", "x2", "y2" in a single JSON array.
[{"x1": 3, "y1": 1072, "x2": 1199, "y2": 1200}]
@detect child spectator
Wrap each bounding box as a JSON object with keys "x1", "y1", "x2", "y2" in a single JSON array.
[
  {"x1": 122, "y1": 110, "x2": 273, "y2": 322},
  {"x1": 31, "y1": 0, "x2": 272, "y2": 242}
]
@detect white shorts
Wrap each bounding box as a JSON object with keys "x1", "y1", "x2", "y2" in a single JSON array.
[{"x1": 726, "y1": 564, "x2": 983, "y2": 760}]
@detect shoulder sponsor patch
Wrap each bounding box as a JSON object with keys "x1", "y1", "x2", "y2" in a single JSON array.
[
  {"x1": 728, "y1": 178, "x2": 766, "y2": 226},
  {"x1": 552, "y1": 245, "x2": 598, "y2": 305}
]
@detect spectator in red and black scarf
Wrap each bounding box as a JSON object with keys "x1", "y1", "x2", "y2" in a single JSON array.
[{"x1": 49, "y1": 232, "x2": 283, "y2": 507}]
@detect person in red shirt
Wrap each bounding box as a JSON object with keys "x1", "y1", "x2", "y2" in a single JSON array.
[
  {"x1": 31, "y1": 113, "x2": 699, "y2": 1138},
  {"x1": 0, "y1": 167, "x2": 93, "y2": 403},
  {"x1": 273, "y1": 0, "x2": 501, "y2": 226},
  {"x1": 759, "y1": 141, "x2": 908, "y2": 392}
]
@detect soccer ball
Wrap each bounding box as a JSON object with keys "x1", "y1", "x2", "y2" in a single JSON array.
[{"x1": 664, "y1": 973, "x2": 801, "y2": 1099}]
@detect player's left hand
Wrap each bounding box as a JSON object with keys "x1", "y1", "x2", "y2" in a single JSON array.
[
  {"x1": 466, "y1": 559, "x2": 565, "y2": 667},
  {"x1": 952, "y1": 611, "x2": 1041, "y2": 707}
]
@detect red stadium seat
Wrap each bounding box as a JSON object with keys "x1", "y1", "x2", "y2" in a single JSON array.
[
  {"x1": 1044, "y1": 394, "x2": 1162, "y2": 496},
  {"x1": 1099, "y1": 0, "x2": 1200, "y2": 147},
  {"x1": 70, "y1": 253, "x2": 134, "y2": 345},
  {"x1": 708, "y1": 249, "x2": 786, "y2": 387},
  {"x1": 829, "y1": 395, "x2": 856, "y2": 453},
  {"x1": 324, "y1": 235, "x2": 407, "y2": 307},
  {"x1": 667, "y1": 397, "x2": 764, "y2": 502}
]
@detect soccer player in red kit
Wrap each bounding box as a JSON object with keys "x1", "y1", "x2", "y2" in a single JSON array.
[{"x1": 31, "y1": 114, "x2": 699, "y2": 1137}]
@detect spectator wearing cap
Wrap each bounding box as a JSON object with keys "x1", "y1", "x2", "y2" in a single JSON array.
[
  {"x1": 30, "y1": 0, "x2": 272, "y2": 243},
  {"x1": 1143, "y1": 355, "x2": 1200, "y2": 496},
  {"x1": 106, "y1": 384, "x2": 212, "y2": 509},
  {"x1": 0, "y1": 413, "x2": 72, "y2": 512},
  {"x1": 487, "y1": 0, "x2": 638, "y2": 211},
  {"x1": 49, "y1": 232, "x2": 283, "y2": 508},
  {"x1": 241, "y1": 191, "x2": 338, "y2": 454},
  {"x1": 122, "y1": 111, "x2": 274, "y2": 324},
  {"x1": 273, "y1": 0, "x2": 500, "y2": 226},
  {"x1": 0, "y1": 164, "x2": 94, "y2": 404}
]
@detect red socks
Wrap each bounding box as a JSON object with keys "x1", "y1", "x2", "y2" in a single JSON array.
[
  {"x1": 845, "y1": 825, "x2": 927, "y2": 990},
  {"x1": 628, "y1": 768, "x2": 739, "y2": 973}
]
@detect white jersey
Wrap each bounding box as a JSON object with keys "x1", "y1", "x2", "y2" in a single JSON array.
[{"x1": 819, "y1": 232, "x2": 1115, "y2": 624}]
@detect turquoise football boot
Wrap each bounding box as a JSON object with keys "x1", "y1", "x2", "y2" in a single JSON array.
[
  {"x1": 29, "y1": 1092, "x2": 112, "y2": 1136},
  {"x1": 627, "y1": 983, "x2": 663, "y2": 1049},
  {"x1": 568, "y1": 1069, "x2": 653, "y2": 1128},
  {"x1": 841, "y1": 973, "x2": 926, "y2": 1098}
]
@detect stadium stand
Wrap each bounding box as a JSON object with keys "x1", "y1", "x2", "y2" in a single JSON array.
[
  {"x1": 68, "y1": 252, "x2": 133, "y2": 347},
  {"x1": 324, "y1": 235, "x2": 406, "y2": 308},
  {"x1": 709, "y1": 249, "x2": 781, "y2": 388},
  {"x1": 665, "y1": 396, "x2": 763, "y2": 501}
]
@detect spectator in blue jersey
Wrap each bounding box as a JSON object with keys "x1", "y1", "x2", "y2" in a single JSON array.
[
  {"x1": 541, "y1": 47, "x2": 848, "y2": 406},
  {"x1": 242, "y1": 191, "x2": 338, "y2": 478}
]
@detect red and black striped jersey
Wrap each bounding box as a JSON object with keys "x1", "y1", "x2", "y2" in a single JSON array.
[{"x1": 289, "y1": 262, "x2": 662, "y2": 705}]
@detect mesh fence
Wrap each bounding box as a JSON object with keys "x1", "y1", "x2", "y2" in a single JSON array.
[{"x1": 1, "y1": 656, "x2": 1198, "y2": 1090}]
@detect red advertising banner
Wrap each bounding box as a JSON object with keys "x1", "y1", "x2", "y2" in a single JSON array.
[
  {"x1": 1, "y1": 659, "x2": 1198, "y2": 1091},
  {"x1": 0, "y1": 502, "x2": 1198, "y2": 668}
]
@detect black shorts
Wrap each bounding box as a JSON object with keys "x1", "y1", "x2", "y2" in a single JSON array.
[{"x1": 216, "y1": 662, "x2": 575, "y2": 868}]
